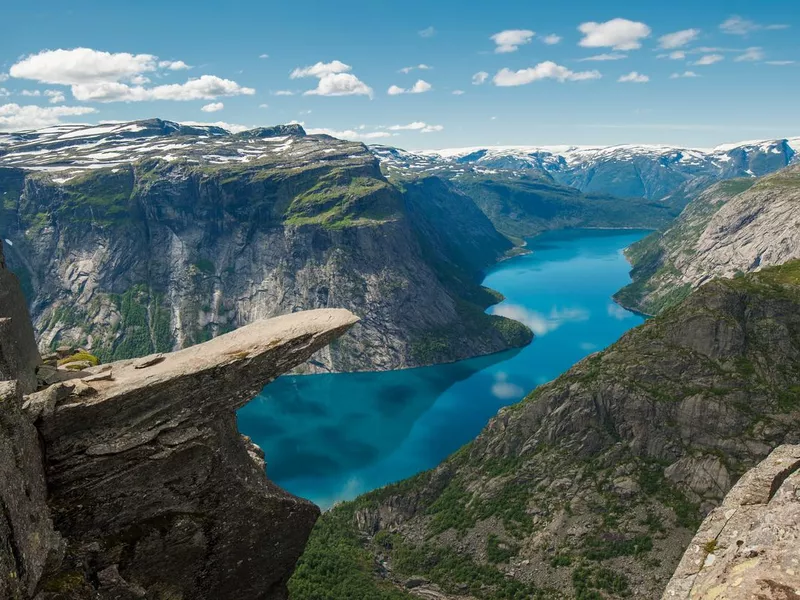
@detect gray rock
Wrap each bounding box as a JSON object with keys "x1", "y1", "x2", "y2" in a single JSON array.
[{"x1": 662, "y1": 445, "x2": 800, "y2": 599}]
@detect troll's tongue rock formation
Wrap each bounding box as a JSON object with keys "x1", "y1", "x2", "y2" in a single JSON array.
[{"x1": 1, "y1": 239, "x2": 360, "y2": 599}]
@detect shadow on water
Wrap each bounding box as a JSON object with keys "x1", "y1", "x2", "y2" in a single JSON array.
[{"x1": 237, "y1": 228, "x2": 649, "y2": 508}]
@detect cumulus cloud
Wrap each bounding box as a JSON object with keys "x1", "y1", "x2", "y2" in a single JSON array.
[
  {"x1": 158, "y1": 60, "x2": 191, "y2": 70},
  {"x1": 490, "y1": 304, "x2": 589, "y2": 336},
  {"x1": 720, "y1": 15, "x2": 789, "y2": 35},
  {"x1": 542, "y1": 34, "x2": 562, "y2": 45},
  {"x1": 618, "y1": 71, "x2": 649, "y2": 83},
  {"x1": 387, "y1": 79, "x2": 432, "y2": 95},
  {"x1": 658, "y1": 28, "x2": 701, "y2": 49},
  {"x1": 734, "y1": 47, "x2": 765, "y2": 62},
  {"x1": 273, "y1": 90, "x2": 295, "y2": 96},
  {"x1": 20, "y1": 90, "x2": 41, "y2": 97},
  {"x1": 201, "y1": 102, "x2": 224, "y2": 112},
  {"x1": 44, "y1": 90, "x2": 65, "y2": 103},
  {"x1": 670, "y1": 71, "x2": 700, "y2": 78},
  {"x1": 693, "y1": 54, "x2": 724, "y2": 66},
  {"x1": 472, "y1": 71, "x2": 489, "y2": 85},
  {"x1": 491, "y1": 29, "x2": 535, "y2": 53},
  {"x1": 70, "y1": 75, "x2": 255, "y2": 102},
  {"x1": 418, "y1": 26, "x2": 436, "y2": 38},
  {"x1": 493, "y1": 62, "x2": 601, "y2": 86},
  {"x1": 657, "y1": 50, "x2": 686, "y2": 60},
  {"x1": 306, "y1": 127, "x2": 393, "y2": 140},
  {"x1": 0, "y1": 103, "x2": 96, "y2": 131},
  {"x1": 578, "y1": 18, "x2": 651, "y2": 50},
  {"x1": 290, "y1": 60, "x2": 351, "y2": 79},
  {"x1": 387, "y1": 121, "x2": 443, "y2": 133},
  {"x1": 399, "y1": 64, "x2": 431, "y2": 74},
  {"x1": 452, "y1": 89, "x2": 465, "y2": 95},
  {"x1": 578, "y1": 53, "x2": 627, "y2": 61},
  {"x1": 10, "y1": 48, "x2": 252, "y2": 104},
  {"x1": 291, "y1": 60, "x2": 372, "y2": 98}
]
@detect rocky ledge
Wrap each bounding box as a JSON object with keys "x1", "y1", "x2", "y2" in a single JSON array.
[
  {"x1": 1, "y1": 236, "x2": 359, "y2": 599},
  {"x1": 663, "y1": 444, "x2": 800, "y2": 600}
]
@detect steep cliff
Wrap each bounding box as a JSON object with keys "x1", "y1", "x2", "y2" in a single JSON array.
[
  {"x1": 616, "y1": 164, "x2": 800, "y2": 315},
  {"x1": 289, "y1": 263, "x2": 800, "y2": 600},
  {"x1": 2, "y1": 234, "x2": 363, "y2": 599},
  {"x1": 0, "y1": 120, "x2": 528, "y2": 372}
]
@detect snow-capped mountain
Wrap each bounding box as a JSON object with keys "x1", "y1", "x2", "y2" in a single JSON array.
[{"x1": 373, "y1": 138, "x2": 800, "y2": 200}]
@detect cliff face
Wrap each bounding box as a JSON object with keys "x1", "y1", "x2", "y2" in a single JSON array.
[
  {"x1": 616, "y1": 164, "x2": 800, "y2": 315},
  {"x1": 0, "y1": 120, "x2": 527, "y2": 372},
  {"x1": 290, "y1": 263, "x2": 800, "y2": 600},
  {"x1": 663, "y1": 444, "x2": 800, "y2": 600},
  {"x1": 1, "y1": 237, "x2": 361, "y2": 599}
]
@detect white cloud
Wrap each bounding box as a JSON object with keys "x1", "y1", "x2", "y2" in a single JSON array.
[
  {"x1": 578, "y1": 18, "x2": 651, "y2": 50},
  {"x1": 472, "y1": 71, "x2": 489, "y2": 85},
  {"x1": 542, "y1": 34, "x2": 562, "y2": 45},
  {"x1": 720, "y1": 15, "x2": 789, "y2": 35},
  {"x1": 291, "y1": 60, "x2": 372, "y2": 98},
  {"x1": 305, "y1": 127, "x2": 393, "y2": 140},
  {"x1": 618, "y1": 71, "x2": 649, "y2": 83},
  {"x1": 658, "y1": 28, "x2": 701, "y2": 49},
  {"x1": 0, "y1": 103, "x2": 96, "y2": 131},
  {"x1": 10, "y1": 48, "x2": 158, "y2": 84},
  {"x1": 387, "y1": 85, "x2": 405, "y2": 96},
  {"x1": 201, "y1": 102, "x2": 224, "y2": 112},
  {"x1": 387, "y1": 121, "x2": 443, "y2": 133},
  {"x1": 693, "y1": 54, "x2": 724, "y2": 66},
  {"x1": 493, "y1": 61, "x2": 601, "y2": 86},
  {"x1": 665, "y1": 50, "x2": 686, "y2": 60},
  {"x1": 387, "y1": 79, "x2": 432, "y2": 95},
  {"x1": 490, "y1": 372, "x2": 524, "y2": 400},
  {"x1": 0, "y1": 89, "x2": 9, "y2": 97},
  {"x1": 21, "y1": 90, "x2": 41, "y2": 97},
  {"x1": 304, "y1": 73, "x2": 373, "y2": 98},
  {"x1": 399, "y1": 64, "x2": 431, "y2": 74},
  {"x1": 490, "y1": 303, "x2": 589, "y2": 336},
  {"x1": 418, "y1": 26, "x2": 436, "y2": 38},
  {"x1": 158, "y1": 60, "x2": 191, "y2": 70},
  {"x1": 491, "y1": 29, "x2": 535, "y2": 53},
  {"x1": 765, "y1": 60, "x2": 795, "y2": 66},
  {"x1": 607, "y1": 303, "x2": 634, "y2": 320},
  {"x1": 273, "y1": 90, "x2": 295, "y2": 96},
  {"x1": 258, "y1": 103, "x2": 269, "y2": 108},
  {"x1": 0, "y1": 73, "x2": 7, "y2": 82},
  {"x1": 45, "y1": 90, "x2": 65, "y2": 103},
  {"x1": 259, "y1": 54, "x2": 269, "y2": 59},
  {"x1": 734, "y1": 47, "x2": 765, "y2": 62},
  {"x1": 290, "y1": 60, "x2": 351, "y2": 79},
  {"x1": 578, "y1": 53, "x2": 627, "y2": 61},
  {"x1": 670, "y1": 71, "x2": 700, "y2": 78},
  {"x1": 452, "y1": 89, "x2": 465, "y2": 95},
  {"x1": 71, "y1": 75, "x2": 255, "y2": 102}
]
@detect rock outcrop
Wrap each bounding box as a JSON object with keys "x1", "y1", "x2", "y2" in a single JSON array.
[
  {"x1": 616, "y1": 164, "x2": 800, "y2": 315},
  {"x1": 1, "y1": 237, "x2": 361, "y2": 599},
  {"x1": 289, "y1": 263, "x2": 800, "y2": 600},
  {"x1": 663, "y1": 445, "x2": 800, "y2": 599}
]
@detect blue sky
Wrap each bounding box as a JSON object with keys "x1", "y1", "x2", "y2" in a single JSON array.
[{"x1": 1, "y1": 0, "x2": 799, "y2": 148}]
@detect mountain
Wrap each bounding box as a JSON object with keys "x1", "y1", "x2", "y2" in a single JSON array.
[
  {"x1": 374, "y1": 137, "x2": 799, "y2": 201},
  {"x1": 374, "y1": 147, "x2": 678, "y2": 239},
  {"x1": 289, "y1": 262, "x2": 800, "y2": 600},
  {"x1": 615, "y1": 164, "x2": 800, "y2": 315},
  {"x1": 0, "y1": 119, "x2": 530, "y2": 371}
]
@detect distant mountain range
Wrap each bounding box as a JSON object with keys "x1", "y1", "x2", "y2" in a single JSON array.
[{"x1": 373, "y1": 137, "x2": 799, "y2": 200}]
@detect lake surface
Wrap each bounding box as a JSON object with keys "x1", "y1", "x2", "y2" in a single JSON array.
[{"x1": 237, "y1": 229, "x2": 648, "y2": 508}]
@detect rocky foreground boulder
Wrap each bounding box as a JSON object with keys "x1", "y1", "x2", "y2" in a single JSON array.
[
  {"x1": 0, "y1": 239, "x2": 359, "y2": 599},
  {"x1": 663, "y1": 444, "x2": 800, "y2": 599}
]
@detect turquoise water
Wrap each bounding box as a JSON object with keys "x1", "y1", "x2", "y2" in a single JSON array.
[{"x1": 237, "y1": 229, "x2": 647, "y2": 508}]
